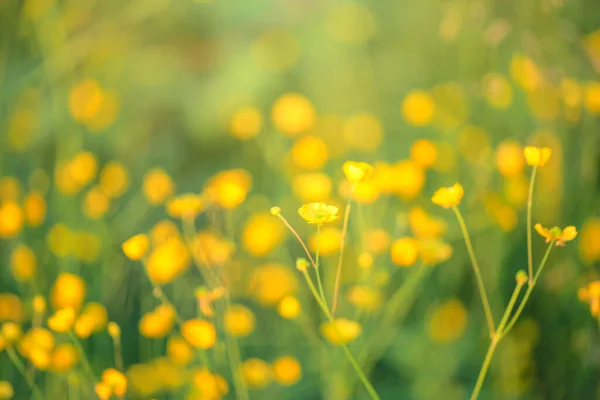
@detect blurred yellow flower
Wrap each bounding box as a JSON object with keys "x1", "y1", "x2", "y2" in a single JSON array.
[
  {"x1": 343, "y1": 113, "x2": 383, "y2": 152},
  {"x1": 195, "y1": 286, "x2": 226, "y2": 317},
  {"x1": 122, "y1": 234, "x2": 150, "y2": 261},
  {"x1": 146, "y1": 237, "x2": 190, "y2": 284},
  {"x1": 47, "y1": 223, "x2": 74, "y2": 257},
  {"x1": 0, "y1": 201, "x2": 24, "y2": 238},
  {"x1": 292, "y1": 136, "x2": 329, "y2": 170},
  {"x1": 401, "y1": 90, "x2": 436, "y2": 126},
  {"x1": 365, "y1": 228, "x2": 390, "y2": 254},
  {"x1": 339, "y1": 179, "x2": 380, "y2": 204},
  {"x1": 527, "y1": 83, "x2": 560, "y2": 121},
  {"x1": 523, "y1": 146, "x2": 552, "y2": 167},
  {"x1": 10, "y1": 245, "x2": 36, "y2": 281},
  {"x1": 102, "y1": 368, "x2": 128, "y2": 397},
  {"x1": 23, "y1": 191, "x2": 46, "y2": 226},
  {"x1": 166, "y1": 193, "x2": 205, "y2": 218},
  {"x1": 242, "y1": 212, "x2": 285, "y2": 256},
  {"x1": 584, "y1": 81, "x2": 600, "y2": 114},
  {"x1": 86, "y1": 90, "x2": 120, "y2": 132},
  {"x1": 143, "y1": 168, "x2": 175, "y2": 205},
  {"x1": 0, "y1": 381, "x2": 13, "y2": 400},
  {"x1": 272, "y1": 93, "x2": 316, "y2": 136},
  {"x1": 392, "y1": 160, "x2": 425, "y2": 200},
  {"x1": 192, "y1": 232, "x2": 235, "y2": 266},
  {"x1": 100, "y1": 161, "x2": 129, "y2": 198},
  {"x1": 51, "y1": 343, "x2": 78, "y2": 373},
  {"x1": 69, "y1": 79, "x2": 105, "y2": 122},
  {"x1": 271, "y1": 356, "x2": 302, "y2": 386},
  {"x1": 298, "y1": 202, "x2": 339, "y2": 225},
  {"x1": 107, "y1": 322, "x2": 120, "y2": 338},
  {"x1": 481, "y1": 73, "x2": 513, "y2": 109},
  {"x1": 72, "y1": 231, "x2": 101, "y2": 263},
  {"x1": 431, "y1": 183, "x2": 464, "y2": 208},
  {"x1": 579, "y1": 218, "x2": 600, "y2": 263},
  {"x1": 510, "y1": 54, "x2": 541, "y2": 92},
  {"x1": 33, "y1": 296, "x2": 46, "y2": 314},
  {"x1": 418, "y1": 239, "x2": 453, "y2": 266},
  {"x1": 410, "y1": 140, "x2": 437, "y2": 168},
  {"x1": 224, "y1": 305, "x2": 256, "y2": 337},
  {"x1": 484, "y1": 194, "x2": 518, "y2": 232},
  {"x1": 343, "y1": 161, "x2": 373, "y2": 182},
  {"x1": 391, "y1": 237, "x2": 419, "y2": 267},
  {"x1": 292, "y1": 173, "x2": 332, "y2": 203},
  {"x1": 358, "y1": 252, "x2": 374, "y2": 269},
  {"x1": 250, "y1": 264, "x2": 298, "y2": 307},
  {"x1": 48, "y1": 308, "x2": 76, "y2": 333},
  {"x1": 309, "y1": 227, "x2": 341, "y2": 255},
  {"x1": 139, "y1": 304, "x2": 176, "y2": 339},
  {"x1": 495, "y1": 141, "x2": 525, "y2": 177},
  {"x1": 428, "y1": 298, "x2": 468, "y2": 344},
  {"x1": 167, "y1": 336, "x2": 194, "y2": 366},
  {"x1": 534, "y1": 224, "x2": 577, "y2": 246},
  {"x1": 0, "y1": 294, "x2": 23, "y2": 322},
  {"x1": 241, "y1": 358, "x2": 272, "y2": 389},
  {"x1": 320, "y1": 318, "x2": 361, "y2": 345},
  {"x1": 206, "y1": 169, "x2": 252, "y2": 209},
  {"x1": 69, "y1": 151, "x2": 98, "y2": 187},
  {"x1": 408, "y1": 207, "x2": 447, "y2": 239},
  {"x1": 1, "y1": 322, "x2": 22, "y2": 343},
  {"x1": 346, "y1": 285, "x2": 382, "y2": 312},
  {"x1": 181, "y1": 319, "x2": 216, "y2": 349},
  {"x1": 51, "y1": 273, "x2": 86, "y2": 312},
  {"x1": 192, "y1": 368, "x2": 229, "y2": 399},
  {"x1": 83, "y1": 186, "x2": 110, "y2": 220},
  {"x1": 277, "y1": 296, "x2": 301, "y2": 319},
  {"x1": 0, "y1": 177, "x2": 22, "y2": 202},
  {"x1": 74, "y1": 302, "x2": 108, "y2": 339}
]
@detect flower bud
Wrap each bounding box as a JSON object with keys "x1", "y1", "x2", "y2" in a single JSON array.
[
  {"x1": 515, "y1": 270, "x2": 528, "y2": 286},
  {"x1": 296, "y1": 258, "x2": 309, "y2": 272}
]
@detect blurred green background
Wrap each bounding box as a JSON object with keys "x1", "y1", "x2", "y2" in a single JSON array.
[{"x1": 1, "y1": 0, "x2": 600, "y2": 399}]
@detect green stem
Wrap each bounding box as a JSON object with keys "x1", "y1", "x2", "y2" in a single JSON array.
[
  {"x1": 501, "y1": 242, "x2": 554, "y2": 337},
  {"x1": 68, "y1": 331, "x2": 97, "y2": 384},
  {"x1": 527, "y1": 166, "x2": 538, "y2": 284},
  {"x1": 332, "y1": 184, "x2": 356, "y2": 316},
  {"x1": 301, "y1": 271, "x2": 380, "y2": 400},
  {"x1": 6, "y1": 346, "x2": 43, "y2": 400},
  {"x1": 314, "y1": 224, "x2": 330, "y2": 310},
  {"x1": 469, "y1": 338, "x2": 498, "y2": 400},
  {"x1": 452, "y1": 206, "x2": 496, "y2": 337}
]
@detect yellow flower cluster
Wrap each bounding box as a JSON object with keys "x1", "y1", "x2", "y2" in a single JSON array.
[
  {"x1": 95, "y1": 368, "x2": 127, "y2": 400},
  {"x1": 139, "y1": 304, "x2": 177, "y2": 339},
  {"x1": 68, "y1": 78, "x2": 119, "y2": 132}
]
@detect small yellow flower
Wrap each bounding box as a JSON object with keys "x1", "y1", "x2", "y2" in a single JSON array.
[
  {"x1": 270, "y1": 206, "x2": 281, "y2": 216},
  {"x1": 431, "y1": 183, "x2": 464, "y2": 208},
  {"x1": 181, "y1": 319, "x2": 216, "y2": 349},
  {"x1": 523, "y1": 146, "x2": 552, "y2": 167},
  {"x1": 122, "y1": 234, "x2": 150, "y2": 261},
  {"x1": 107, "y1": 322, "x2": 120, "y2": 338},
  {"x1": 534, "y1": 224, "x2": 577, "y2": 246},
  {"x1": 298, "y1": 202, "x2": 339, "y2": 225},
  {"x1": 343, "y1": 161, "x2": 374, "y2": 182},
  {"x1": 166, "y1": 193, "x2": 206, "y2": 219},
  {"x1": 320, "y1": 318, "x2": 361, "y2": 345},
  {"x1": 47, "y1": 308, "x2": 76, "y2": 333}
]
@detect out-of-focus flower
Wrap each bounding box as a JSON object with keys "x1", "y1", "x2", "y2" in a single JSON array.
[
  {"x1": 0, "y1": 294, "x2": 23, "y2": 322},
  {"x1": 580, "y1": 281, "x2": 600, "y2": 317},
  {"x1": 0, "y1": 202, "x2": 24, "y2": 238},
  {"x1": 83, "y1": 186, "x2": 110, "y2": 220},
  {"x1": 365, "y1": 229, "x2": 390, "y2": 254},
  {"x1": 272, "y1": 93, "x2": 316, "y2": 136},
  {"x1": 192, "y1": 368, "x2": 229, "y2": 399},
  {"x1": 0, "y1": 177, "x2": 21, "y2": 201},
  {"x1": 48, "y1": 308, "x2": 76, "y2": 333},
  {"x1": 343, "y1": 161, "x2": 373, "y2": 182},
  {"x1": 277, "y1": 296, "x2": 301, "y2": 319},
  {"x1": 292, "y1": 136, "x2": 329, "y2": 170},
  {"x1": 51, "y1": 273, "x2": 86, "y2": 312},
  {"x1": 431, "y1": 183, "x2": 464, "y2": 208},
  {"x1": 343, "y1": 113, "x2": 383, "y2": 152},
  {"x1": 74, "y1": 302, "x2": 108, "y2": 339},
  {"x1": 242, "y1": 212, "x2": 285, "y2": 256},
  {"x1": 51, "y1": 344, "x2": 78, "y2": 373},
  {"x1": 484, "y1": 194, "x2": 518, "y2": 232},
  {"x1": 391, "y1": 237, "x2": 419, "y2": 267},
  {"x1": 346, "y1": 286, "x2": 382, "y2": 312},
  {"x1": 320, "y1": 318, "x2": 361, "y2": 345},
  {"x1": 298, "y1": 203, "x2": 339, "y2": 225},
  {"x1": 107, "y1": 322, "x2": 120, "y2": 338},
  {"x1": 579, "y1": 218, "x2": 600, "y2": 263},
  {"x1": 481, "y1": 73, "x2": 513, "y2": 109},
  {"x1": 271, "y1": 356, "x2": 302, "y2": 386},
  {"x1": 99, "y1": 161, "x2": 129, "y2": 199},
  {"x1": 143, "y1": 168, "x2": 174, "y2": 205},
  {"x1": 23, "y1": 191, "x2": 46, "y2": 226},
  {"x1": 292, "y1": 173, "x2": 332, "y2": 203},
  {"x1": 495, "y1": 141, "x2": 525, "y2": 177},
  {"x1": 146, "y1": 237, "x2": 190, "y2": 284},
  {"x1": 166, "y1": 193, "x2": 205, "y2": 219},
  {"x1": 534, "y1": 224, "x2": 577, "y2": 246},
  {"x1": 102, "y1": 368, "x2": 128, "y2": 397},
  {"x1": 33, "y1": 296, "x2": 46, "y2": 314},
  {"x1": 523, "y1": 146, "x2": 552, "y2": 167},
  {"x1": 428, "y1": 298, "x2": 468, "y2": 344},
  {"x1": 309, "y1": 227, "x2": 341, "y2": 255},
  {"x1": 10, "y1": 245, "x2": 36, "y2": 281},
  {"x1": 206, "y1": 169, "x2": 252, "y2": 209},
  {"x1": 250, "y1": 264, "x2": 297, "y2": 306},
  {"x1": 230, "y1": 106, "x2": 263, "y2": 140},
  {"x1": 195, "y1": 286, "x2": 226, "y2": 318},
  {"x1": 410, "y1": 140, "x2": 438, "y2": 168},
  {"x1": 69, "y1": 79, "x2": 104, "y2": 123},
  {"x1": 401, "y1": 90, "x2": 436, "y2": 126},
  {"x1": 122, "y1": 234, "x2": 150, "y2": 261},
  {"x1": 224, "y1": 305, "x2": 256, "y2": 337},
  {"x1": 510, "y1": 54, "x2": 541, "y2": 92},
  {"x1": 181, "y1": 319, "x2": 216, "y2": 349},
  {"x1": 0, "y1": 381, "x2": 13, "y2": 399},
  {"x1": 418, "y1": 239, "x2": 453, "y2": 266},
  {"x1": 1, "y1": 322, "x2": 22, "y2": 343},
  {"x1": 241, "y1": 358, "x2": 272, "y2": 389},
  {"x1": 192, "y1": 232, "x2": 235, "y2": 267},
  {"x1": 139, "y1": 304, "x2": 176, "y2": 339},
  {"x1": 584, "y1": 81, "x2": 600, "y2": 114},
  {"x1": 408, "y1": 207, "x2": 447, "y2": 239},
  {"x1": 391, "y1": 160, "x2": 425, "y2": 200}
]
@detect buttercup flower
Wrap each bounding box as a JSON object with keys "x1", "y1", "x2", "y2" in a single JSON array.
[
  {"x1": 298, "y1": 202, "x2": 339, "y2": 225},
  {"x1": 343, "y1": 161, "x2": 374, "y2": 182},
  {"x1": 431, "y1": 183, "x2": 464, "y2": 208},
  {"x1": 523, "y1": 146, "x2": 552, "y2": 167},
  {"x1": 534, "y1": 224, "x2": 577, "y2": 246},
  {"x1": 122, "y1": 234, "x2": 149, "y2": 261}
]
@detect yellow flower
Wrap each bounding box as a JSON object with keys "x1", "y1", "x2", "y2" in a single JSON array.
[
  {"x1": 230, "y1": 106, "x2": 263, "y2": 140},
  {"x1": 195, "y1": 286, "x2": 226, "y2": 317},
  {"x1": 1, "y1": 322, "x2": 22, "y2": 343},
  {"x1": 277, "y1": 296, "x2": 301, "y2": 319},
  {"x1": 320, "y1": 318, "x2": 361, "y2": 345},
  {"x1": 292, "y1": 173, "x2": 332, "y2": 202},
  {"x1": 192, "y1": 368, "x2": 229, "y2": 399},
  {"x1": 99, "y1": 161, "x2": 129, "y2": 198},
  {"x1": 50, "y1": 273, "x2": 86, "y2": 312},
  {"x1": 167, "y1": 336, "x2": 194, "y2": 366},
  {"x1": 102, "y1": 368, "x2": 128, "y2": 396},
  {"x1": 534, "y1": 224, "x2": 577, "y2": 246},
  {"x1": 23, "y1": 191, "x2": 46, "y2": 226},
  {"x1": 298, "y1": 202, "x2": 339, "y2": 225},
  {"x1": 139, "y1": 304, "x2": 176, "y2": 339},
  {"x1": 390, "y1": 237, "x2": 419, "y2": 267},
  {"x1": 428, "y1": 298, "x2": 468, "y2": 344},
  {"x1": 343, "y1": 161, "x2": 373, "y2": 182},
  {"x1": 401, "y1": 90, "x2": 436, "y2": 126},
  {"x1": 122, "y1": 234, "x2": 150, "y2": 261},
  {"x1": 431, "y1": 183, "x2": 464, "y2": 208},
  {"x1": 346, "y1": 286, "x2": 382, "y2": 312},
  {"x1": 143, "y1": 168, "x2": 175, "y2": 205},
  {"x1": 309, "y1": 227, "x2": 341, "y2": 255},
  {"x1": 271, "y1": 356, "x2": 302, "y2": 386},
  {"x1": 10, "y1": 245, "x2": 36, "y2": 281},
  {"x1": 206, "y1": 169, "x2": 252, "y2": 209},
  {"x1": 409, "y1": 139, "x2": 437, "y2": 168},
  {"x1": 0, "y1": 381, "x2": 13, "y2": 399},
  {"x1": 0, "y1": 201, "x2": 24, "y2": 238},
  {"x1": 50, "y1": 343, "x2": 78, "y2": 373},
  {"x1": 241, "y1": 358, "x2": 272, "y2": 389},
  {"x1": 107, "y1": 322, "x2": 120, "y2": 338},
  {"x1": 292, "y1": 135, "x2": 329, "y2": 170},
  {"x1": 146, "y1": 237, "x2": 190, "y2": 284},
  {"x1": 391, "y1": 160, "x2": 425, "y2": 200},
  {"x1": 74, "y1": 302, "x2": 108, "y2": 338},
  {"x1": 250, "y1": 264, "x2": 297, "y2": 306},
  {"x1": 271, "y1": 93, "x2": 316, "y2": 136},
  {"x1": 166, "y1": 193, "x2": 205, "y2": 218},
  {"x1": 523, "y1": 146, "x2": 552, "y2": 167},
  {"x1": 181, "y1": 319, "x2": 216, "y2": 349},
  {"x1": 242, "y1": 212, "x2": 285, "y2": 256},
  {"x1": 224, "y1": 305, "x2": 256, "y2": 337},
  {"x1": 48, "y1": 308, "x2": 76, "y2": 333}
]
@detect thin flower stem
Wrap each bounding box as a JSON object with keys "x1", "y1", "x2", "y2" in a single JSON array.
[
  {"x1": 527, "y1": 166, "x2": 538, "y2": 284},
  {"x1": 501, "y1": 242, "x2": 554, "y2": 337},
  {"x1": 6, "y1": 346, "x2": 43, "y2": 400},
  {"x1": 332, "y1": 183, "x2": 356, "y2": 316},
  {"x1": 112, "y1": 334, "x2": 124, "y2": 371},
  {"x1": 301, "y1": 270, "x2": 381, "y2": 400},
  {"x1": 68, "y1": 331, "x2": 98, "y2": 384},
  {"x1": 277, "y1": 214, "x2": 317, "y2": 268},
  {"x1": 314, "y1": 224, "x2": 330, "y2": 310},
  {"x1": 452, "y1": 206, "x2": 496, "y2": 337}
]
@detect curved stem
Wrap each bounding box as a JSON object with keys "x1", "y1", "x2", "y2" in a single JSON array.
[
  {"x1": 277, "y1": 214, "x2": 317, "y2": 268},
  {"x1": 6, "y1": 346, "x2": 43, "y2": 400},
  {"x1": 452, "y1": 206, "x2": 496, "y2": 337},
  {"x1": 527, "y1": 166, "x2": 538, "y2": 284},
  {"x1": 301, "y1": 270, "x2": 380, "y2": 400},
  {"x1": 332, "y1": 184, "x2": 356, "y2": 316}
]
